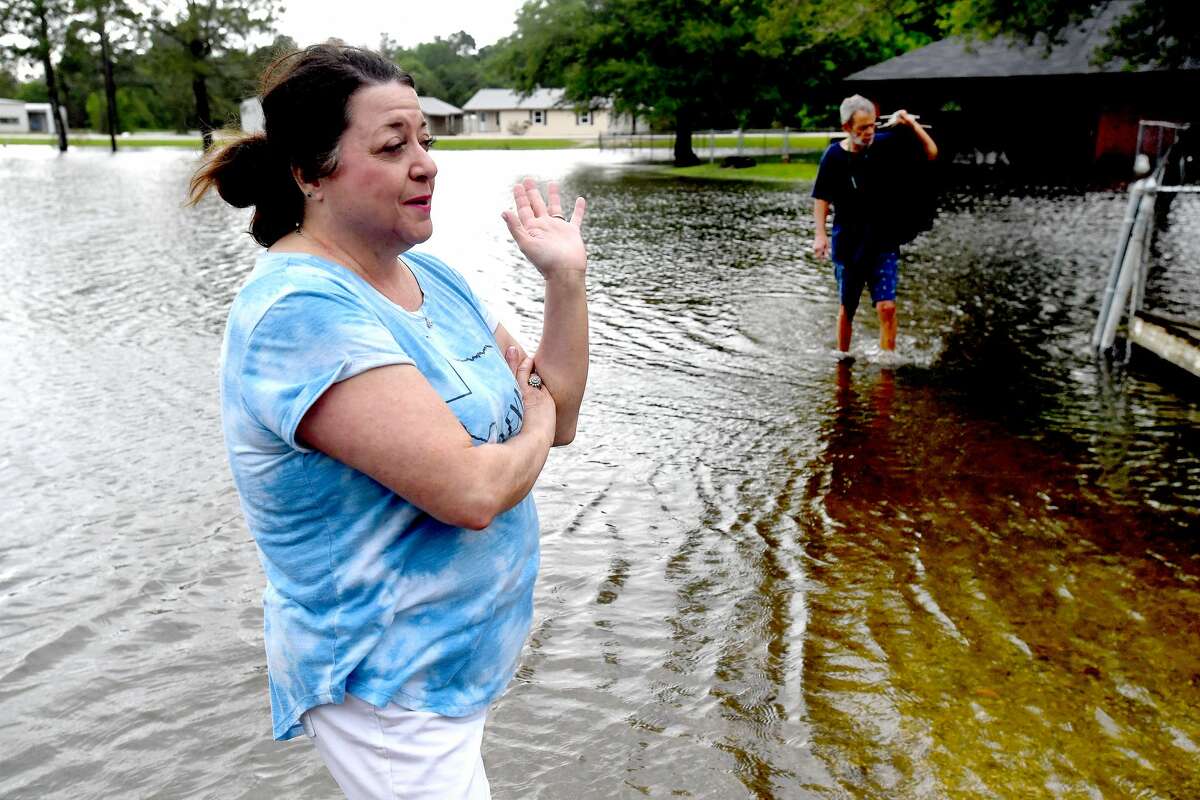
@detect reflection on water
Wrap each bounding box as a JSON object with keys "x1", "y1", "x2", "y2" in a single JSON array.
[
  {"x1": 0, "y1": 147, "x2": 1197, "y2": 799},
  {"x1": 804, "y1": 362, "x2": 1200, "y2": 797}
]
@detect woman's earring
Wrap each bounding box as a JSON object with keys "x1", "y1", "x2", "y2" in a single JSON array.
[{"x1": 306, "y1": 191, "x2": 313, "y2": 198}]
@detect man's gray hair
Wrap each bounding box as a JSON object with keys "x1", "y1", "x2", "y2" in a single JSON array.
[{"x1": 839, "y1": 95, "x2": 876, "y2": 126}]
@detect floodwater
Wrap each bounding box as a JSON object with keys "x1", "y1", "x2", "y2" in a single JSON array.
[{"x1": 1, "y1": 146, "x2": 1197, "y2": 799}]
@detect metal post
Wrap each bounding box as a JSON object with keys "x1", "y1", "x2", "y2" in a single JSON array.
[
  {"x1": 1099, "y1": 181, "x2": 1156, "y2": 351},
  {"x1": 1132, "y1": 182, "x2": 1157, "y2": 315},
  {"x1": 1092, "y1": 179, "x2": 1145, "y2": 349},
  {"x1": 783, "y1": 126, "x2": 790, "y2": 163},
  {"x1": 736, "y1": 128, "x2": 744, "y2": 156},
  {"x1": 1124, "y1": 184, "x2": 1156, "y2": 364},
  {"x1": 709, "y1": 130, "x2": 715, "y2": 164}
]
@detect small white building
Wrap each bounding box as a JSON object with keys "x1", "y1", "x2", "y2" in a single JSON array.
[
  {"x1": 0, "y1": 98, "x2": 64, "y2": 135},
  {"x1": 239, "y1": 95, "x2": 464, "y2": 136},
  {"x1": 461, "y1": 88, "x2": 641, "y2": 136},
  {"x1": 238, "y1": 97, "x2": 264, "y2": 135}
]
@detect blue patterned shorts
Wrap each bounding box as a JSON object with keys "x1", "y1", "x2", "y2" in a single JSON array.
[{"x1": 834, "y1": 251, "x2": 899, "y2": 320}]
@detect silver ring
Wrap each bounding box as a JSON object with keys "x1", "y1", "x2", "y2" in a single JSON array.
[
  {"x1": 527, "y1": 373, "x2": 543, "y2": 389},
  {"x1": 549, "y1": 214, "x2": 566, "y2": 221}
]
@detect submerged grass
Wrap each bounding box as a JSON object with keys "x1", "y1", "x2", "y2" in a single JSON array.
[
  {"x1": 624, "y1": 132, "x2": 835, "y2": 151},
  {"x1": 431, "y1": 138, "x2": 587, "y2": 150},
  {"x1": 2, "y1": 136, "x2": 205, "y2": 148},
  {"x1": 663, "y1": 153, "x2": 823, "y2": 183},
  {"x1": 1, "y1": 135, "x2": 202, "y2": 148},
  {"x1": 3, "y1": 134, "x2": 834, "y2": 158}
]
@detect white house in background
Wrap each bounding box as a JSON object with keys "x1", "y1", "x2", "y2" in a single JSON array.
[
  {"x1": 238, "y1": 95, "x2": 463, "y2": 136},
  {"x1": 0, "y1": 98, "x2": 65, "y2": 135},
  {"x1": 238, "y1": 97, "x2": 264, "y2": 135},
  {"x1": 462, "y1": 88, "x2": 641, "y2": 136}
]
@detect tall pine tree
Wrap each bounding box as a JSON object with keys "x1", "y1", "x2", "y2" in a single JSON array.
[
  {"x1": 146, "y1": 0, "x2": 277, "y2": 149},
  {"x1": 1, "y1": 0, "x2": 71, "y2": 150}
]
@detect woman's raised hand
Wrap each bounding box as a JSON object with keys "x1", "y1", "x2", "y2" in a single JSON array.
[{"x1": 501, "y1": 178, "x2": 587, "y2": 281}]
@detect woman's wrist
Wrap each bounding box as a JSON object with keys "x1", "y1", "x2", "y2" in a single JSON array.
[
  {"x1": 527, "y1": 402, "x2": 557, "y2": 447},
  {"x1": 543, "y1": 263, "x2": 587, "y2": 283}
]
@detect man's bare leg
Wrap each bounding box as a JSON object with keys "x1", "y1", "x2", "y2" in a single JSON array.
[
  {"x1": 837, "y1": 305, "x2": 854, "y2": 352},
  {"x1": 877, "y1": 300, "x2": 896, "y2": 351}
]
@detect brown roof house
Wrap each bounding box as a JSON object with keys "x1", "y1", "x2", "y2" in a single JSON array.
[{"x1": 844, "y1": 1, "x2": 1199, "y2": 177}]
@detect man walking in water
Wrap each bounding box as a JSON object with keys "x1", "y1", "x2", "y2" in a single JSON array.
[{"x1": 812, "y1": 95, "x2": 938, "y2": 353}]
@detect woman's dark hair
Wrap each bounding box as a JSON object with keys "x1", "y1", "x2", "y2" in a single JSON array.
[{"x1": 189, "y1": 43, "x2": 415, "y2": 247}]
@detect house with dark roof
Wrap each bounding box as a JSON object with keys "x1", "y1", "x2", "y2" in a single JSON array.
[
  {"x1": 844, "y1": 1, "x2": 1198, "y2": 176},
  {"x1": 416, "y1": 96, "x2": 465, "y2": 136}
]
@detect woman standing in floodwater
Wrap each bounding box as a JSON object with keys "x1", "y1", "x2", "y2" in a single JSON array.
[{"x1": 189, "y1": 44, "x2": 589, "y2": 799}]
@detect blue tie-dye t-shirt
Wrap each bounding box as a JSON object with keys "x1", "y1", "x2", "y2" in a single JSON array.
[{"x1": 220, "y1": 250, "x2": 539, "y2": 741}]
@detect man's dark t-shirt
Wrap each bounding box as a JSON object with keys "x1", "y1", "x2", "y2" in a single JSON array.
[{"x1": 812, "y1": 130, "x2": 926, "y2": 265}]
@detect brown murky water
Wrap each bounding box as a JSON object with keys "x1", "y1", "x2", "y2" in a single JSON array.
[{"x1": 1, "y1": 147, "x2": 1197, "y2": 799}]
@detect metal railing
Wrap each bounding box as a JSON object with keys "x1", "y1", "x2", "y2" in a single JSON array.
[
  {"x1": 597, "y1": 128, "x2": 839, "y2": 161},
  {"x1": 1092, "y1": 121, "x2": 1195, "y2": 353}
]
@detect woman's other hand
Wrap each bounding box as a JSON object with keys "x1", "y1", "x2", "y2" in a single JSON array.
[
  {"x1": 501, "y1": 178, "x2": 587, "y2": 281},
  {"x1": 299, "y1": 349, "x2": 558, "y2": 531},
  {"x1": 505, "y1": 346, "x2": 556, "y2": 441}
]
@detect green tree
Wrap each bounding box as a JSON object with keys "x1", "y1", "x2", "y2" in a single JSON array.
[
  {"x1": 411, "y1": 32, "x2": 485, "y2": 107},
  {"x1": 1, "y1": 0, "x2": 71, "y2": 150},
  {"x1": 380, "y1": 40, "x2": 449, "y2": 102},
  {"x1": 146, "y1": 0, "x2": 279, "y2": 149},
  {"x1": 941, "y1": 0, "x2": 1199, "y2": 68},
  {"x1": 475, "y1": 39, "x2": 518, "y2": 90},
  {"x1": 0, "y1": 63, "x2": 20, "y2": 96},
  {"x1": 55, "y1": 19, "x2": 103, "y2": 128},
  {"x1": 133, "y1": 28, "x2": 200, "y2": 131},
  {"x1": 73, "y1": 0, "x2": 139, "y2": 150},
  {"x1": 381, "y1": 31, "x2": 489, "y2": 108},
  {"x1": 497, "y1": 0, "x2": 945, "y2": 163},
  {"x1": 751, "y1": 0, "x2": 944, "y2": 127},
  {"x1": 16, "y1": 78, "x2": 50, "y2": 100},
  {"x1": 502, "y1": 0, "x2": 782, "y2": 165},
  {"x1": 86, "y1": 83, "x2": 159, "y2": 129}
]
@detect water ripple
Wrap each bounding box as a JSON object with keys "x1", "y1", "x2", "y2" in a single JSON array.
[{"x1": 1, "y1": 147, "x2": 1197, "y2": 798}]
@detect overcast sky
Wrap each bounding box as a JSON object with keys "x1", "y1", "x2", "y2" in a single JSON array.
[
  {"x1": 276, "y1": 0, "x2": 529, "y2": 51},
  {"x1": 0, "y1": 1, "x2": 530, "y2": 79}
]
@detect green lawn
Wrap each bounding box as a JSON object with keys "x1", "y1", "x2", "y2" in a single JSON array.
[
  {"x1": 432, "y1": 137, "x2": 587, "y2": 150},
  {"x1": 2, "y1": 133, "x2": 833, "y2": 157},
  {"x1": 618, "y1": 132, "x2": 833, "y2": 151},
  {"x1": 664, "y1": 154, "x2": 821, "y2": 183}
]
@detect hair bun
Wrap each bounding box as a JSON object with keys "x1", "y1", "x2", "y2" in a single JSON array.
[{"x1": 213, "y1": 134, "x2": 282, "y2": 208}]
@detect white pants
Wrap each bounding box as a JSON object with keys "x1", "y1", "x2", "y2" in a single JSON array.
[{"x1": 303, "y1": 693, "x2": 491, "y2": 800}]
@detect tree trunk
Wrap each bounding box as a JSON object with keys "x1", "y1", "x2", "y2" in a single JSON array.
[
  {"x1": 35, "y1": 2, "x2": 68, "y2": 152},
  {"x1": 673, "y1": 110, "x2": 700, "y2": 167},
  {"x1": 98, "y1": 8, "x2": 119, "y2": 153},
  {"x1": 191, "y1": 39, "x2": 213, "y2": 150}
]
